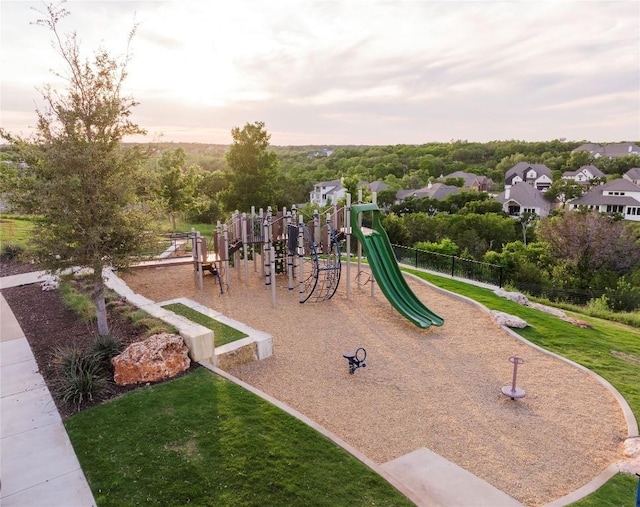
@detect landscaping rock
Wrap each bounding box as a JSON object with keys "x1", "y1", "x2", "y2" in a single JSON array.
[
  {"x1": 40, "y1": 274, "x2": 59, "y2": 291},
  {"x1": 623, "y1": 437, "x2": 640, "y2": 458},
  {"x1": 562, "y1": 317, "x2": 592, "y2": 329},
  {"x1": 491, "y1": 311, "x2": 528, "y2": 329},
  {"x1": 493, "y1": 288, "x2": 529, "y2": 306},
  {"x1": 526, "y1": 301, "x2": 567, "y2": 318},
  {"x1": 112, "y1": 333, "x2": 191, "y2": 386}
]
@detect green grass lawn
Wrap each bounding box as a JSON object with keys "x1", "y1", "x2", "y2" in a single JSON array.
[
  {"x1": 66, "y1": 368, "x2": 414, "y2": 507},
  {"x1": 172, "y1": 220, "x2": 215, "y2": 239},
  {"x1": 0, "y1": 215, "x2": 35, "y2": 249},
  {"x1": 162, "y1": 302, "x2": 248, "y2": 346},
  {"x1": 406, "y1": 269, "x2": 640, "y2": 506}
]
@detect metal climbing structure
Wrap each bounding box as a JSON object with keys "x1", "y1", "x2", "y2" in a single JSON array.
[
  {"x1": 297, "y1": 211, "x2": 342, "y2": 303},
  {"x1": 207, "y1": 205, "x2": 344, "y2": 306}
]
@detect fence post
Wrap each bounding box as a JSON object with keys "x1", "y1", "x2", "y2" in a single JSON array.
[
  {"x1": 498, "y1": 266, "x2": 503, "y2": 288},
  {"x1": 451, "y1": 256, "x2": 455, "y2": 277},
  {"x1": 415, "y1": 249, "x2": 418, "y2": 268}
]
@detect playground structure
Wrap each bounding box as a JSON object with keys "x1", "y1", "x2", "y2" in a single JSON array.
[{"x1": 190, "y1": 192, "x2": 444, "y2": 329}]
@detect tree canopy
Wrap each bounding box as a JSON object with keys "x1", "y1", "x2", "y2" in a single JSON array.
[
  {"x1": 1, "y1": 3, "x2": 153, "y2": 335},
  {"x1": 221, "y1": 121, "x2": 281, "y2": 212}
]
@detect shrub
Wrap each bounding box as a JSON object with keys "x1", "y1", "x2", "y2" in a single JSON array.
[
  {"x1": 59, "y1": 281, "x2": 96, "y2": 321},
  {"x1": 90, "y1": 333, "x2": 123, "y2": 373},
  {"x1": 0, "y1": 243, "x2": 24, "y2": 261},
  {"x1": 586, "y1": 295, "x2": 610, "y2": 313},
  {"x1": 604, "y1": 278, "x2": 640, "y2": 312},
  {"x1": 51, "y1": 346, "x2": 110, "y2": 411}
]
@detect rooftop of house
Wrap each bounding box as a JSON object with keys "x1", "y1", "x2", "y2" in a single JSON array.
[
  {"x1": 625, "y1": 167, "x2": 640, "y2": 179},
  {"x1": 600, "y1": 178, "x2": 640, "y2": 192},
  {"x1": 496, "y1": 181, "x2": 549, "y2": 207},
  {"x1": 562, "y1": 164, "x2": 605, "y2": 178},
  {"x1": 573, "y1": 142, "x2": 640, "y2": 157},
  {"x1": 313, "y1": 179, "x2": 342, "y2": 189},
  {"x1": 572, "y1": 193, "x2": 640, "y2": 207},
  {"x1": 396, "y1": 183, "x2": 459, "y2": 201},
  {"x1": 505, "y1": 162, "x2": 552, "y2": 179},
  {"x1": 571, "y1": 178, "x2": 640, "y2": 206}
]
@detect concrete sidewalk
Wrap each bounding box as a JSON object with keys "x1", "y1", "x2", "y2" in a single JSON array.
[{"x1": 1, "y1": 275, "x2": 96, "y2": 507}]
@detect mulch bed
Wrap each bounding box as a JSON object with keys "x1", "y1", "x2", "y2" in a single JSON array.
[{"x1": 1, "y1": 259, "x2": 197, "y2": 419}]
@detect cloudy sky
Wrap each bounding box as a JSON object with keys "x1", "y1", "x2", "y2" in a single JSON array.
[{"x1": 1, "y1": 0, "x2": 639, "y2": 145}]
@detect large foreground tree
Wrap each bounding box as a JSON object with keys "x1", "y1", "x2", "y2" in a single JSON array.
[{"x1": 1, "y1": 4, "x2": 153, "y2": 335}]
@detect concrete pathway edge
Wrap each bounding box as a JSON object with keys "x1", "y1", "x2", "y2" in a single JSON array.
[{"x1": 1, "y1": 289, "x2": 97, "y2": 507}]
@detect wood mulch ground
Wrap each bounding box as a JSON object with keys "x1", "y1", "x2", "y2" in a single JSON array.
[
  {"x1": 119, "y1": 261, "x2": 628, "y2": 507},
  {"x1": 0, "y1": 259, "x2": 196, "y2": 418}
]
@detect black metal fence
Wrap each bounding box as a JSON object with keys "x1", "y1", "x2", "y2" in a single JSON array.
[{"x1": 391, "y1": 244, "x2": 504, "y2": 288}]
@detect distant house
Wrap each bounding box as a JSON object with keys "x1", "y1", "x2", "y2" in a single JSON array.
[
  {"x1": 562, "y1": 164, "x2": 605, "y2": 184},
  {"x1": 309, "y1": 179, "x2": 387, "y2": 206},
  {"x1": 572, "y1": 143, "x2": 640, "y2": 159},
  {"x1": 306, "y1": 148, "x2": 334, "y2": 158},
  {"x1": 445, "y1": 170, "x2": 494, "y2": 191},
  {"x1": 309, "y1": 180, "x2": 345, "y2": 206},
  {"x1": 568, "y1": 178, "x2": 640, "y2": 221},
  {"x1": 367, "y1": 180, "x2": 388, "y2": 194},
  {"x1": 505, "y1": 162, "x2": 553, "y2": 192},
  {"x1": 395, "y1": 182, "x2": 459, "y2": 203},
  {"x1": 495, "y1": 182, "x2": 552, "y2": 217},
  {"x1": 623, "y1": 168, "x2": 640, "y2": 186}
]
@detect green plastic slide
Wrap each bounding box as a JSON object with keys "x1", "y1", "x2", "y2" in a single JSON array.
[{"x1": 350, "y1": 203, "x2": 444, "y2": 329}]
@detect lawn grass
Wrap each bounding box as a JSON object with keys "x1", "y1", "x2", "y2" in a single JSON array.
[
  {"x1": 162, "y1": 302, "x2": 248, "y2": 346},
  {"x1": 172, "y1": 220, "x2": 215, "y2": 239},
  {"x1": 66, "y1": 367, "x2": 414, "y2": 507},
  {"x1": 0, "y1": 214, "x2": 35, "y2": 249},
  {"x1": 406, "y1": 269, "x2": 640, "y2": 506},
  {"x1": 569, "y1": 473, "x2": 638, "y2": 507}
]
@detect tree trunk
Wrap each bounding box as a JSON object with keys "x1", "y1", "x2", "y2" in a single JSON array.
[{"x1": 94, "y1": 278, "x2": 110, "y2": 336}]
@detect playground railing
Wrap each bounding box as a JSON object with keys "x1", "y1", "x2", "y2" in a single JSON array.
[{"x1": 390, "y1": 244, "x2": 504, "y2": 288}]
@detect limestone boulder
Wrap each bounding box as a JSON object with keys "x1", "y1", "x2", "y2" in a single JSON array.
[
  {"x1": 40, "y1": 274, "x2": 60, "y2": 291},
  {"x1": 491, "y1": 311, "x2": 528, "y2": 329},
  {"x1": 526, "y1": 301, "x2": 567, "y2": 319},
  {"x1": 112, "y1": 333, "x2": 191, "y2": 386},
  {"x1": 562, "y1": 316, "x2": 592, "y2": 328},
  {"x1": 493, "y1": 288, "x2": 529, "y2": 306}
]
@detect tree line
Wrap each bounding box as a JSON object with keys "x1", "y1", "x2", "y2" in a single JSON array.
[{"x1": 1, "y1": 2, "x2": 638, "y2": 339}]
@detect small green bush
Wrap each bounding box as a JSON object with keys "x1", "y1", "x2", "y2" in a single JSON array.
[
  {"x1": 586, "y1": 295, "x2": 610, "y2": 313},
  {"x1": 59, "y1": 281, "x2": 96, "y2": 321},
  {"x1": 0, "y1": 243, "x2": 24, "y2": 261},
  {"x1": 51, "y1": 345, "x2": 86, "y2": 374},
  {"x1": 51, "y1": 346, "x2": 110, "y2": 411},
  {"x1": 604, "y1": 278, "x2": 640, "y2": 312},
  {"x1": 141, "y1": 324, "x2": 175, "y2": 338},
  {"x1": 90, "y1": 334, "x2": 123, "y2": 373}
]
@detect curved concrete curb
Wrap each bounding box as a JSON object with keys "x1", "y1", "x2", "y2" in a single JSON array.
[{"x1": 403, "y1": 270, "x2": 639, "y2": 506}]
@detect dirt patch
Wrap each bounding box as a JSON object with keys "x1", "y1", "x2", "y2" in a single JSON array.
[{"x1": 119, "y1": 262, "x2": 628, "y2": 507}]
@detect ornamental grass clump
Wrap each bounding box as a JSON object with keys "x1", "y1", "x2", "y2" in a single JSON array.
[
  {"x1": 0, "y1": 243, "x2": 25, "y2": 261},
  {"x1": 90, "y1": 333, "x2": 123, "y2": 374},
  {"x1": 59, "y1": 280, "x2": 96, "y2": 322},
  {"x1": 51, "y1": 344, "x2": 111, "y2": 411}
]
